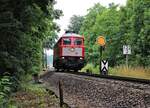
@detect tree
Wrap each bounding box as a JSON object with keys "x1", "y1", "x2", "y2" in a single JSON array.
[
  {"x1": 67, "y1": 15, "x2": 84, "y2": 34},
  {"x1": 0, "y1": 0, "x2": 62, "y2": 105},
  {"x1": 119, "y1": 0, "x2": 150, "y2": 66},
  {"x1": 79, "y1": 3, "x2": 121, "y2": 66},
  {"x1": 0, "y1": 0, "x2": 62, "y2": 74},
  {"x1": 79, "y1": 4, "x2": 106, "y2": 65},
  {"x1": 92, "y1": 4, "x2": 121, "y2": 66},
  {"x1": 78, "y1": 1, "x2": 150, "y2": 67}
]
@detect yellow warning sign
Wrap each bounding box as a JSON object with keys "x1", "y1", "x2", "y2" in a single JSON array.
[{"x1": 97, "y1": 36, "x2": 106, "y2": 46}]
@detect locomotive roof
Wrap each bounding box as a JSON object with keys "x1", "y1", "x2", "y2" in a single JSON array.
[
  {"x1": 62, "y1": 33, "x2": 83, "y2": 37},
  {"x1": 54, "y1": 33, "x2": 84, "y2": 46}
]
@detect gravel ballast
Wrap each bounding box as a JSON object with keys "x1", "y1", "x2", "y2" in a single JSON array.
[{"x1": 41, "y1": 72, "x2": 150, "y2": 108}]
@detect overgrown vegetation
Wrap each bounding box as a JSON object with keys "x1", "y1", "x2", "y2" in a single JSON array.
[
  {"x1": 68, "y1": 0, "x2": 150, "y2": 67},
  {"x1": 0, "y1": 76, "x2": 12, "y2": 107},
  {"x1": 0, "y1": 0, "x2": 62, "y2": 106},
  {"x1": 68, "y1": 0, "x2": 150, "y2": 78}
]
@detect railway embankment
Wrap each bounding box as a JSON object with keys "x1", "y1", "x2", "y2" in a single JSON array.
[{"x1": 41, "y1": 71, "x2": 150, "y2": 108}]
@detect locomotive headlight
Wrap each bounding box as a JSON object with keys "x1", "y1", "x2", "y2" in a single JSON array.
[
  {"x1": 62, "y1": 57, "x2": 65, "y2": 59},
  {"x1": 80, "y1": 57, "x2": 83, "y2": 60},
  {"x1": 70, "y1": 48, "x2": 75, "y2": 52}
]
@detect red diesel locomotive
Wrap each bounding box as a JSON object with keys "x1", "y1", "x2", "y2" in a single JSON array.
[{"x1": 53, "y1": 32, "x2": 85, "y2": 71}]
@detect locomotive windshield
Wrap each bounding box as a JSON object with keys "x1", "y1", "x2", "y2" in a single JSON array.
[
  {"x1": 74, "y1": 38, "x2": 82, "y2": 45},
  {"x1": 63, "y1": 38, "x2": 71, "y2": 45}
]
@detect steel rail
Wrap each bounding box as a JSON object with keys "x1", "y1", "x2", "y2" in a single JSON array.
[{"x1": 55, "y1": 71, "x2": 150, "y2": 84}]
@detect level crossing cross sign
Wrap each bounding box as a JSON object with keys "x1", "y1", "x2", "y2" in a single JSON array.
[{"x1": 101, "y1": 60, "x2": 108, "y2": 75}]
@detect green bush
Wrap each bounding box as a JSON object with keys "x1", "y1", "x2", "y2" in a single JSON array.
[
  {"x1": 81, "y1": 64, "x2": 100, "y2": 74},
  {"x1": 0, "y1": 76, "x2": 12, "y2": 107},
  {"x1": 0, "y1": 74, "x2": 20, "y2": 108}
]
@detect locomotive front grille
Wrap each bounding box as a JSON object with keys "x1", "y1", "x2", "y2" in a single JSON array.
[
  {"x1": 61, "y1": 57, "x2": 84, "y2": 69},
  {"x1": 67, "y1": 57, "x2": 76, "y2": 60}
]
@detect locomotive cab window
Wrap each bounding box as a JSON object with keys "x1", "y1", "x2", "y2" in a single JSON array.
[
  {"x1": 63, "y1": 38, "x2": 71, "y2": 45},
  {"x1": 74, "y1": 38, "x2": 82, "y2": 45}
]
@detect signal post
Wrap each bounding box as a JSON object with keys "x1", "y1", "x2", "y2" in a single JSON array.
[{"x1": 97, "y1": 36, "x2": 108, "y2": 75}]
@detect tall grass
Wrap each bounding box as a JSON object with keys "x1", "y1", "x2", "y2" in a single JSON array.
[
  {"x1": 81, "y1": 64, "x2": 150, "y2": 79},
  {"x1": 109, "y1": 65, "x2": 150, "y2": 79}
]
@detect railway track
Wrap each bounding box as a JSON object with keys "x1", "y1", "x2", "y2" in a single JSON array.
[
  {"x1": 54, "y1": 70, "x2": 150, "y2": 84},
  {"x1": 42, "y1": 70, "x2": 150, "y2": 108}
]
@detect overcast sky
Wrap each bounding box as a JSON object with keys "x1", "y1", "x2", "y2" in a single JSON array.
[
  {"x1": 54, "y1": 0, "x2": 127, "y2": 36},
  {"x1": 47, "y1": 0, "x2": 127, "y2": 55}
]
